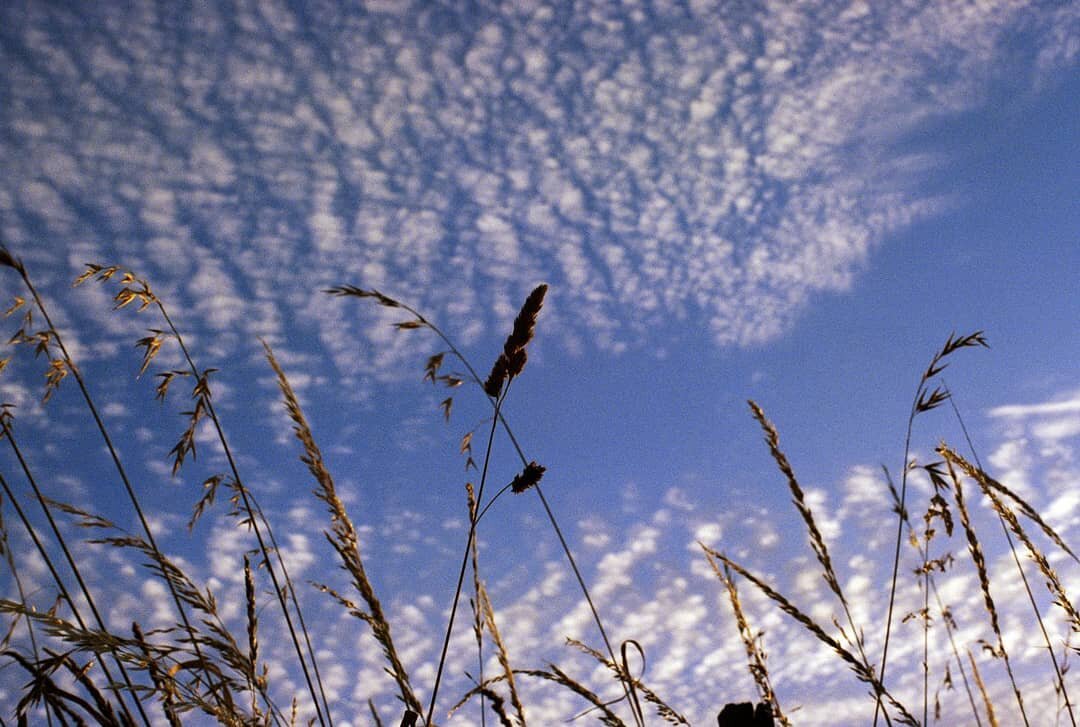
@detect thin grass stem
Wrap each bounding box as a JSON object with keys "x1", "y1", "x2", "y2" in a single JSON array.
[
  {"x1": 1, "y1": 422, "x2": 147, "y2": 726},
  {"x1": 884, "y1": 466, "x2": 983, "y2": 727},
  {"x1": 942, "y1": 385, "x2": 1075, "y2": 726},
  {"x1": 328, "y1": 286, "x2": 639, "y2": 725},
  {"x1": 425, "y1": 394, "x2": 503, "y2": 726},
  {"x1": 12, "y1": 260, "x2": 220, "y2": 718},
  {"x1": 1, "y1": 479, "x2": 55, "y2": 727},
  {"x1": 153, "y1": 302, "x2": 332, "y2": 727}
]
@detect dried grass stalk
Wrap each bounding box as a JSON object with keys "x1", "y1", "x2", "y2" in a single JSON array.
[
  {"x1": 703, "y1": 546, "x2": 918, "y2": 726},
  {"x1": 939, "y1": 445, "x2": 1077, "y2": 562},
  {"x1": 567, "y1": 638, "x2": 688, "y2": 726},
  {"x1": 478, "y1": 582, "x2": 526, "y2": 726},
  {"x1": 943, "y1": 457, "x2": 1029, "y2": 726},
  {"x1": 707, "y1": 553, "x2": 791, "y2": 727},
  {"x1": 968, "y1": 650, "x2": 1000, "y2": 727},
  {"x1": 264, "y1": 342, "x2": 421, "y2": 716},
  {"x1": 450, "y1": 666, "x2": 626, "y2": 727}
]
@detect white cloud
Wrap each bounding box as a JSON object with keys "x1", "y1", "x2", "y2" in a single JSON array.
[{"x1": 4, "y1": 0, "x2": 1071, "y2": 375}]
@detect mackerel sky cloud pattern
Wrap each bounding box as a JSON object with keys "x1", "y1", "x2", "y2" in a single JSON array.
[
  {"x1": 3, "y1": 0, "x2": 1076, "y2": 369},
  {"x1": 2, "y1": 2, "x2": 1079, "y2": 724}
]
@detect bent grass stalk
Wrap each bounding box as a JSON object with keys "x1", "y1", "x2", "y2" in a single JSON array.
[
  {"x1": 327, "y1": 284, "x2": 641, "y2": 726},
  {"x1": 877, "y1": 332, "x2": 988, "y2": 727},
  {"x1": 264, "y1": 342, "x2": 422, "y2": 717},
  {"x1": 703, "y1": 545, "x2": 918, "y2": 725},
  {"x1": 3, "y1": 251, "x2": 217, "y2": 720},
  {"x1": 747, "y1": 401, "x2": 874, "y2": 671},
  {"x1": 943, "y1": 384, "x2": 1077, "y2": 727},
  {"x1": 77, "y1": 263, "x2": 334, "y2": 727},
  {"x1": 943, "y1": 456, "x2": 1029, "y2": 726},
  {"x1": 707, "y1": 553, "x2": 790, "y2": 727},
  {"x1": 941, "y1": 445, "x2": 1078, "y2": 726}
]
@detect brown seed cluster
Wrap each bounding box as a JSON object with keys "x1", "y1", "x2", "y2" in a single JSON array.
[
  {"x1": 510, "y1": 461, "x2": 546, "y2": 494},
  {"x1": 484, "y1": 284, "x2": 547, "y2": 397}
]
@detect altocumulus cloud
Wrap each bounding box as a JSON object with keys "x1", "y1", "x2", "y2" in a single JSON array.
[{"x1": 2, "y1": 0, "x2": 1077, "y2": 375}]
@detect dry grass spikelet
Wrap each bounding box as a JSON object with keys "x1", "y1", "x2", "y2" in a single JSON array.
[
  {"x1": 263, "y1": 340, "x2": 422, "y2": 716},
  {"x1": 747, "y1": 400, "x2": 842, "y2": 599},
  {"x1": 702, "y1": 545, "x2": 918, "y2": 725},
  {"x1": 478, "y1": 582, "x2": 526, "y2": 726},
  {"x1": 243, "y1": 556, "x2": 259, "y2": 672},
  {"x1": 941, "y1": 446, "x2": 1080, "y2": 636},
  {"x1": 939, "y1": 445, "x2": 1077, "y2": 562},
  {"x1": 0, "y1": 246, "x2": 25, "y2": 273},
  {"x1": 968, "y1": 650, "x2": 1000, "y2": 727},
  {"x1": 567, "y1": 638, "x2": 688, "y2": 726},
  {"x1": 944, "y1": 457, "x2": 1029, "y2": 724},
  {"x1": 707, "y1": 553, "x2": 790, "y2": 727}
]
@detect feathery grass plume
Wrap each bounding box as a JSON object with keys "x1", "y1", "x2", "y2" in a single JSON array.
[
  {"x1": 5, "y1": 647, "x2": 129, "y2": 726},
  {"x1": 0, "y1": 416, "x2": 147, "y2": 726},
  {"x1": 968, "y1": 650, "x2": 1000, "y2": 727},
  {"x1": 943, "y1": 456, "x2": 1030, "y2": 726},
  {"x1": 4, "y1": 256, "x2": 235, "y2": 721},
  {"x1": 940, "y1": 391, "x2": 1076, "y2": 725},
  {"x1": 0, "y1": 467, "x2": 109, "y2": 684},
  {"x1": 0, "y1": 600, "x2": 259, "y2": 723},
  {"x1": 44, "y1": 497, "x2": 252, "y2": 673},
  {"x1": 707, "y1": 553, "x2": 790, "y2": 727},
  {"x1": 938, "y1": 445, "x2": 1077, "y2": 562},
  {"x1": 81, "y1": 535, "x2": 274, "y2": 716},
  {"x1": 132, "y1": 622, "x2": 183, "y2": 727},
  {"x1": 478, "y1": 582, "x2": 527, "y2": 727},
  {"x1": 48, "y1": 494, "x2": 289, "y2": 722},
  {"x1": 77, "y1": 264, "x2": 332, "y2": 726},
  {"x1": 0, "y1": 494, "x2": 57, "y2": 727},
  {"x1": 877, "y1": 330, "x2": 988, "y2": 726},
  {"x1": 974, "y1": 474, "x2": 1080, "y2": 631},
  {"x1": 264, "y1": 342, "x2": 421, "y2": 717},
  {"x1": 940, "y1": 444, "x2": 1078, "y2": 723},
  {"x1": 243, "y1": 555, "x2": 263, "y2": 714},
  {"x1": 703, "y1": 545, "x2": 918, "y2": 726},
  {"x1": 747, "y1": 401, "x2": 874, "y2": 677}
]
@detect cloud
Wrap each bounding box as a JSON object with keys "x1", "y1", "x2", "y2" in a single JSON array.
[
  {"x1": 3, "y1": 0, "x2": 1074, "y2": 381},
  {"x1": 989, "y1": 390, "x2": 1080, "y2": 420},
  {"x1": 1, "y1": 2, "x2": 1076, "y2": 723}
]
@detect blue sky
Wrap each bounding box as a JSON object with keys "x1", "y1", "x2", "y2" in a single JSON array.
[{"x1": 1, "y1": 1, "x2": 1078, "y2": 724}]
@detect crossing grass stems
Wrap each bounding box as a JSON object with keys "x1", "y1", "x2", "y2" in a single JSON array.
[{"x1": 0, "y1": 246, "x2": 1076, "y2": 726}]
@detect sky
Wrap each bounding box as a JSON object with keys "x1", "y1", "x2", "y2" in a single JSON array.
[{"x1": 0, "y1": 0, "x2": 1078, "y2": 725}]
